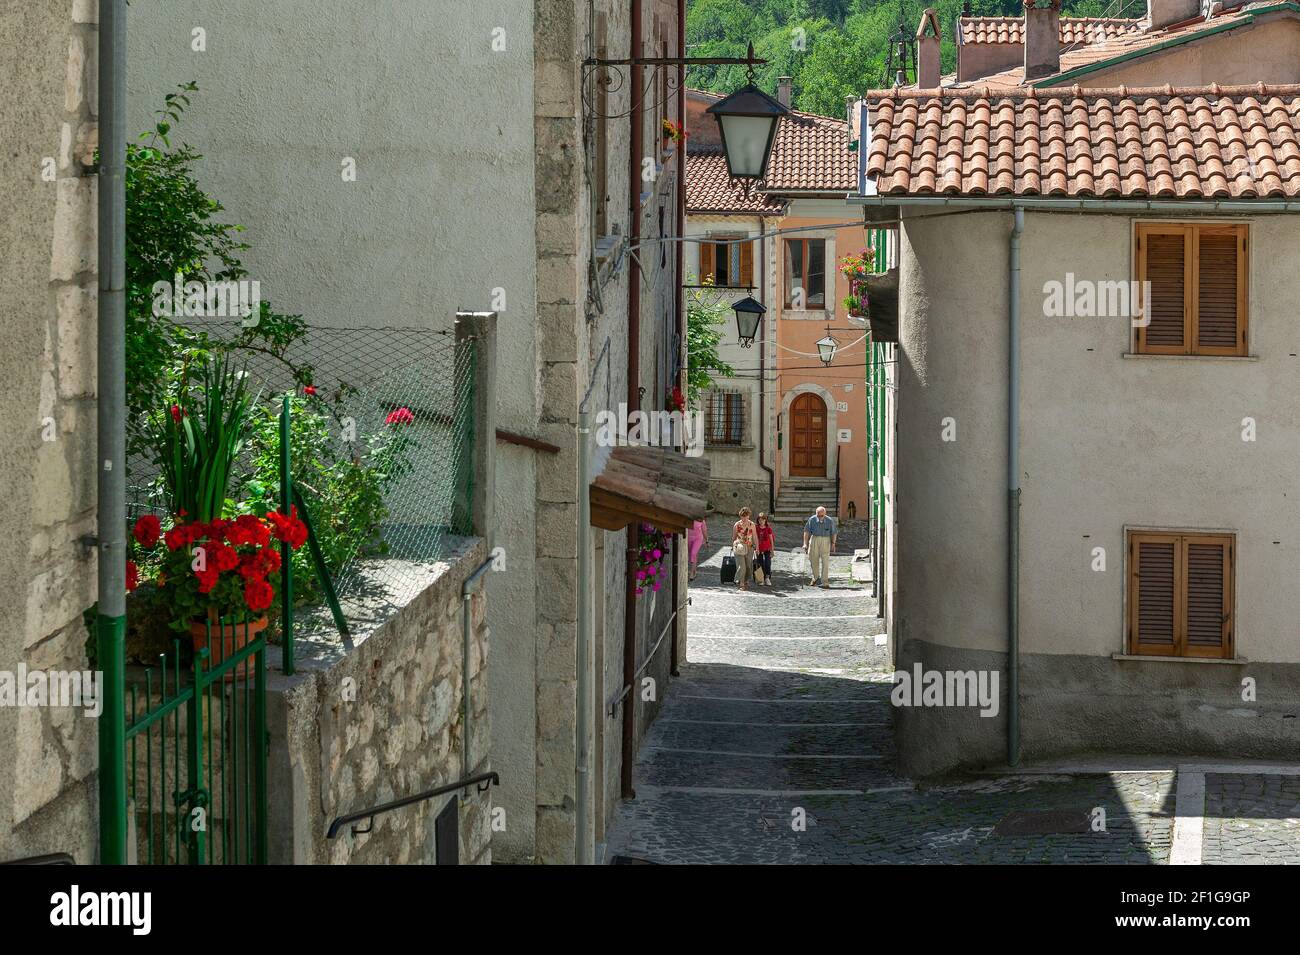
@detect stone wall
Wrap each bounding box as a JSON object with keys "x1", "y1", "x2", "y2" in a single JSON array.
[
  {"x1": 266, "y1": 539, "x2": 492, "y2": 864},
  {"x1": 0, "y1": 0, "x2": 101, "y2": 865},
  {"x1": 532, "y1": 0, "x2": 684, "y2": 864}
]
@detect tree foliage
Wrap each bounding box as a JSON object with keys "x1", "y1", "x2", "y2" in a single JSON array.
[
  {"x1": 685, "y1": 282, "x2": 737, "y2": 405},
  {"x1": 687, "y1": 0, "x2": 1135, "y2": 117}
]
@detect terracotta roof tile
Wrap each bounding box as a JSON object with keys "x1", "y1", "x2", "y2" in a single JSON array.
[
  {"x1": 956, "y1": 5, "x2": 1269, "y2": 90},
  {"x1": 959, "y1": 15, "x2": 1144, "y2": 46},
  {"x1": 685, "y1": 150, "x2": 784, "y2": 214},
  {"x1": 763, "y1": 109, "x2": 858, "y2": 193},
  {"x1": 686, "y1": 106, "x2": 856, "y2": 212},
  {"x1": 863, "y1": 84, "x2": 1300, "y2": 199}
]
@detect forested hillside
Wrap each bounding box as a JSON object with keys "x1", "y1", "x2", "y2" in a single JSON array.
[{"x1": 686, "y1": 0, "x2": 1143, "y2": 116}]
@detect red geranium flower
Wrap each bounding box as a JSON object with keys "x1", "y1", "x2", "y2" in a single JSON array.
[
  {"x1": 304, "y1": 385, "x2": 317, "y2": 396},
  {"x1": 209, "y1": 541, "x2": 240, "y2": 573},
  {"x1": 266, "y1": 507, "x2": 308, "y2": 548},
  {"x1": 132, "y1": 514, "x2": 161, "y2": 548},
  {"x1": 164, "y1": 524, "x2": 189, "y2": 552},
  {"x1": 125, "y1": 560, "x2": 139, "y2": 592},
  {"x1": 385, "y1": 406, "x2": 415, "y2": 426},
  {"x1": 244, "y1": 578, "x2": 274, "y2": 612},
  {"x1": 170, "y1": 404, "x2": 184, "y2": 423},
  {"x1": 196, "y1": 565, "x2": 220, "y2": 594}
]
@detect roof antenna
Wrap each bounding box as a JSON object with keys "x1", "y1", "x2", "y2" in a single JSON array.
[{"x1": 883, "y1": 0, "x2": 918, "y2": 87}]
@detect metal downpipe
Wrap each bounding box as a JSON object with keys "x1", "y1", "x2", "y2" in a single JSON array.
[
  {"x1": 1008, "y1": 207, "x2": 1023, "y2": 767},
  {"x1": 575, "y1": 411, "x2": 592, "y2": 863},
  {"x1": 96, "y1": 0, "x2": 128, "y2": 865}
]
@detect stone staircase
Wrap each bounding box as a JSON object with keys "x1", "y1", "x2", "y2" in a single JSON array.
[{"x1": 772, "y1": 477, "x2": 838, "y2": 524}]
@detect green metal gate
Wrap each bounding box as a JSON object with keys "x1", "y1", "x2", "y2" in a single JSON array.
[{"x1": 117, "y1": 618, "x2": 268, "y2": 864}]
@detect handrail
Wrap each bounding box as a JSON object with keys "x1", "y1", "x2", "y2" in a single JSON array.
[
  {"x1": 326, "y1": 771, "x2": 499, "y2": 839},
  {"x1": 834, "y1": 445, "x2": 842, "y2": 523},
  {"x1": 1, "y1": 852, "x2": 75, "y2": 865}
]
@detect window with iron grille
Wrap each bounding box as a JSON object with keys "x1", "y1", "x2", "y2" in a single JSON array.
[{"x1": 706, "y1": 390, "x2": 746, "y2": 446}]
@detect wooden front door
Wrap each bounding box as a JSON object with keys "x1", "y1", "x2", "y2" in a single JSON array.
[{"x1": 790, "y1": 393, "x2": 827, "y2": 476}]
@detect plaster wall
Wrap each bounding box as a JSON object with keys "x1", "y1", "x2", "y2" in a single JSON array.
[
  {"x1": 1054, "y1": 17, "x2": 1300, "y2": 88},
  {"x1": 773, "y1": 204, "x2": 869, "y2": 517},
  {"x1": 686, "y1": 214, "x2": 774, "y2": 501},
  {"x1": 893, "y1": 207, "x2": 1300, "y2": 774},
  {"x1": 126, "y1": 0, "x2": 543, "y2": 861}
]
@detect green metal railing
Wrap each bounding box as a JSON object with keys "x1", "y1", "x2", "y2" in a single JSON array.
[{"x1": 123, "y1": 617, "x2": 267, "y2": 865}]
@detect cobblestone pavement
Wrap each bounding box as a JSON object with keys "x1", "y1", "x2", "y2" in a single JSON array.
[
  {"x1": 605, "y1": 517, "x2": 1300, "y2": 864},
  {"x1": 1202, "y1": 774, "x2": 1300, "y2": 864}
]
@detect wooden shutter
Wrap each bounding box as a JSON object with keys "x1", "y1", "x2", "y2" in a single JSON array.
[
  {"x1": 1194, "y1": 225, "x2": 1247, "y2": 355},
  {"x1": 1128, "y1": 531, "x2": 1233, "y2": 658},
  {"x1": 1136, "y1": 224, "x2": 1189, "y2": 353},
  {"x1": 700, "y1": 242, "x2": 715, "y2": 285},
  {"x1": 1183, "y1": 534, "x2": 1233, "y2": 658},
  {"x1": 740, "y1": 238, "x2": 754, "y2": 288},
  {"x1": 1129, "y1": 533, "x2": 1177, "y2": 654},
  {"x1": 1136, "y1": 223, "x2": 1248, "y2": 355}
]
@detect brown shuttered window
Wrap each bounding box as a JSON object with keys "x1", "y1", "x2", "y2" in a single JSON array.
[
  {"x1": 1127, "y1": 531, "x2": 1234, "y2": 659},
  {"x1": 1134, "y1": 223, "x2": 1248, "y2": 356},
  {"x1": 700, "y1": 236, "x2": 753, "y2": 289}
]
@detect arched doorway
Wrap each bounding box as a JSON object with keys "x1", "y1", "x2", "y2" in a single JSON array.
[{"x1": 790, "y1": 392, "x2": 827, "y2": 476}]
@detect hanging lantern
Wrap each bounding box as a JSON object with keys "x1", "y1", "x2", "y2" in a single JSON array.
[
  {"x1": 706, "y1": 53, "x2": 789, "y2": 183},
  {"x1": 731, "y1": 295, "x2": 766, "y2": 348},
  {"x1": 816, "y1": 327, "x2": 839, "y2": 366}
]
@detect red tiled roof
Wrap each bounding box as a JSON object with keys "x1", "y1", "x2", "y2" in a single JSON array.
[
  {"x1": 763, "y1": 110, "x2": 858, "y2": 193},
  {"x1": 863, "y1": 84, "x2": 1300, "y2": 199},
  {"x1": 957, "y1": 4, "x2": 1271, "y2": 90},
  {"x1": 959, "y1": 15, "x2": 1144, "y2": 46},
  {"x1": 686, "y1": 150, "x2": 784, "y2": 214},
  {"x1": 686, "y1": 106, "x2": 856, "y2": 212}
]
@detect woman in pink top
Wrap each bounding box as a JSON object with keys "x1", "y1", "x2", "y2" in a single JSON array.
[{"x1": 686, "y1": 518, "x2": 708, "y2": 580}]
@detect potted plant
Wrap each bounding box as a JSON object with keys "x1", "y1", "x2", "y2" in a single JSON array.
[
  {"x1": 843, "y1": 293, "x2": 868, "y2": 319},
  {"x1": 136, "y1": 358, "x2": 308, "y2": 679},
  {"x1": 633, "y1": 522, "x2": 672, "y2": 596},
  {"x1": 838, "y1": 248, "x2": 875, "y2": 284},
  {"x1": 662, "y1": 118, "x2": 687, "y2": 154}
]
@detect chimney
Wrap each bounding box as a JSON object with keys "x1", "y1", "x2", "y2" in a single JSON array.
[
  {"x1": 777, "y1": 76, "x2": 792, "y2": 108},
  {"x1": 916, "y1": 9, "x2": 941, "y2": 88},
  {"x1": 1023, "y1": 0, "x2": 1061, "y2": 81},
  {"x1": 1146, "y1": 0, "x2": 1200, "y2": 30}
]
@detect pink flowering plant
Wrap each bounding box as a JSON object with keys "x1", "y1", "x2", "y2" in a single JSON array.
[{"x1": 633, "y1": 523, "x2": 673, "y2": 596}]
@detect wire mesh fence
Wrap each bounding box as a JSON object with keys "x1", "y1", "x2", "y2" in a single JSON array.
[{"x1": 126, "y1": 322, "x2": 477, "y2": 637}]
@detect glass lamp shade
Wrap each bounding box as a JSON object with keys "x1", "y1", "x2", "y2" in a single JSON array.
[
  {"x1": 816, "y1": 332, "x2": 839, "y2": 365},
  {"x1": 706, "y1": 84, "x2": 788, "y2": 181},
  {"x1": 731, "y1": 295, "x2": 766, "y2": 346}
]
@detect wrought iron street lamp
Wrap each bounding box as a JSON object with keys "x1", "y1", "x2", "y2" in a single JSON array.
[
  {"x1": 730, "y1": 295, "x2": 766, "y2": 348},
  {"x1": 583, "y1": 42, "x2": 782, "y2": 188},
  {"x1": 706, "y1": 72, "x2": 788, "y2": 183},
  {"x1": 816, "y1": 326, "x2": 839, "y2": 366}
]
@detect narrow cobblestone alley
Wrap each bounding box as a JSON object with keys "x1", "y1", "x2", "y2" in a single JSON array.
[{"x1": 606, "y1": 518, "x2": 1300, "y2": 865}]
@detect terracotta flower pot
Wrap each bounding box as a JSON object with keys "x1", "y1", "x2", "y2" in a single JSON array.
[{"x1": 189, "y1": 613, "x2": 268, "y2": 683}]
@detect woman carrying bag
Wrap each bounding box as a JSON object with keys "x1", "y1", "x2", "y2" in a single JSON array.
[{"x1": 732, "y1": 507, "x2": 757, "y2": 591}]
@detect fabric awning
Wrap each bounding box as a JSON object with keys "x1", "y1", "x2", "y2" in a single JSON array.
[{"x1": 589, "y1": 445, "x2": 710, "y2": 534}]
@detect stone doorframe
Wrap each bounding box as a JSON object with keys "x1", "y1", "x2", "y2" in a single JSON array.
[{"x1": 779, "y1": 382, "x2": 838, "y2": 482}]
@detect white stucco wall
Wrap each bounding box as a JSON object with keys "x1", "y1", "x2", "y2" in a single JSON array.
[
  {"x1": 126, "y1": 0, "x2": 542, "y2": 858},
  {"x1": 898, "y1": 207, "x2": 1300, "y2": 666},
  {"x1": 685, "y1": 214, "x2": 774, "y2": 492}
]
